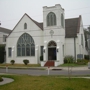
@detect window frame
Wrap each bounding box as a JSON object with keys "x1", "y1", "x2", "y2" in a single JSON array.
[
  {"x1": 3, "y1": 35, "x2": 7, "y2": 42},
  {"x1": 47, "y1": 12, "x2": 56, "y2": 26},
  {"x1": 24, "y1": 23, "x2": 27, "y2": 29},
  {"x1": 61, "y1": 13, "x2": 64, "y2": 28},
  {"x1": 8, "y1": 47, "x2": 12, "y2": 57},
  {"x1": 17, "y1": 33, "x2": 35, "y2": 57}
]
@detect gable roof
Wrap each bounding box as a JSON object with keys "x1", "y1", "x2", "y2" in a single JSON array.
[
  {"x1": 13, "y1": 13, "x2": 43, "y2": 31},
  {"x1": 65, "y1": 15, "x2": 81, "y2": 38},
  {"x1": 8, "y1": 13, "x2": 43, "y2": 37},
  {"x1": 0, "y1": 27, "x2": 11, "y2": 34},
  {"x1": 8, "y1": 13, "x2": 81, "y2": 38}
]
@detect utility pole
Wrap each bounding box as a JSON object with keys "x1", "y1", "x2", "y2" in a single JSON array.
[
  {"x1": 88, "y1": 26, "x2": 90, "y2": 61},
  {"x1": 74, "y1": 37, "x2": 76, "y2": 62},
  {"x1": 0, "y1": 21, "x2": 1, "y2": 26}
]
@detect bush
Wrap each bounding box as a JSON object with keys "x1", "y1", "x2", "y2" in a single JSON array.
[
  {"x1": 0, "y1": 76, "x2": 3, "y2": 82},
  {"x1": 76, "y1": 59, "x2": 88, "y2": 65},
  {"x1": 40, "y1": 56, "x2": 43, "y2": 61},
  {"x1": 84, "y1": 55, "x2": 89, "y2": 60},
  {"x1": 10, "y1": 60, "x2": 15, "y2": 65},
  {"x1": 64, "y1": 56, "x2": 74, "y2": 64},
  {"x1": 23, "y1": 59, "x2": 29, "y2": 65}
]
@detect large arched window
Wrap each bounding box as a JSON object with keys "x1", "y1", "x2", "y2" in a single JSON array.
[
  {"x1": 17, "y1": 33, "x2": 35, "y2": 56},
  {"x1": 24, "y1": 23, "x2": 27, "y2": 29},
  {"x1": 61, "y1": 14, "x2": 64, "y2": 28},
  {"x1": 47, "y1": 12, "x2": 56, "y2": 26}
]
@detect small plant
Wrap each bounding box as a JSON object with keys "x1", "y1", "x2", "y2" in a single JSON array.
[
  {"x1": 84, "y1": 55, "x2": 89, "y2": 60},
  {"x1": 0, "y1": 76, "x2": 3, "y2": 82},
  {"x1": 40, "y1": 55, "x2": 43, "y2": 61},
  {"x1": 10, "y1": 60, "x2": 15, "y2": 65},
  {"x1": 64, "y1": 56, "x2": 74, "y2": 64},
  {"x1": 23, "y1": 59, "x2": 29, "y2": 65},
  {"x1": 76, "y1": 59, "x2": 88, "y2": 65}
]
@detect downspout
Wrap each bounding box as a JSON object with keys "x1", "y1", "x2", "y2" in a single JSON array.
[{"x1": 74, "y1": 37, "x2": 76, "y2": 62}]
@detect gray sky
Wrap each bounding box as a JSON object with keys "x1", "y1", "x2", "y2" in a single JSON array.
[{"x1": 0, "y1": 0, "x2": 90, "y2": 29}]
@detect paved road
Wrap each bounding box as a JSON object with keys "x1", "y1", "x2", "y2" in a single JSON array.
[{"x1": 0, "y1": 68, "x2": 90, "y2": 75}]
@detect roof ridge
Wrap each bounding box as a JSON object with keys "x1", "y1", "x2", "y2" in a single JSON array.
[
  {"x1": 0, "y1": 27, "x2": 11, "y2": 31},
  {"x1": 25, "y1": 13, "x2": 43, "y2": 30}
]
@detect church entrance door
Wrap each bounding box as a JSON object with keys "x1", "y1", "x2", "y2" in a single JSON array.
[{"x1": 48, "y1": 41, "x2": 57, "y2": 60}]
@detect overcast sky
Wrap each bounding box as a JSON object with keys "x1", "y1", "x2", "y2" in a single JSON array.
[{"x1": 0, "y1": 0, "x2": 90, "y2": 29}]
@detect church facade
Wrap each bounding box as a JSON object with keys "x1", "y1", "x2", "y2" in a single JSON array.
[{"x1": 6, "y1": 4, "x2": 88, "y2": 66}]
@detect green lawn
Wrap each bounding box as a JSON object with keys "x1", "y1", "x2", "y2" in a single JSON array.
[
  {"x1": 59, "y1": 63, "x2": 87, "y2": 67},
  {"x1": 0, "y1": 64, "x2": 41, "y2": 68},
  {"x1": 0, "y1": 75, "x2": 90, "y2": 90}
]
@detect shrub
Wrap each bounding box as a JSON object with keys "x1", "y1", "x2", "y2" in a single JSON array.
[
  {"x1": 10, "y1": 60, "x2": 15, "y2": 65},
  {"x1": 64, "y1": 56, "x2": 74, "y2": 64},
  {"x1": 40, "y1": 56, "x2": 43, "y2": 61},
  {"x1": 0, "y1": 76, "x2": 3, "y2": 82},
  {"x1": 23, "y1": 59, "x2": 29, "y2": 65},
  {"x1": 76, "y1": 59, "x2": 88, "y2": 65},
  {"x1": 84, "y1": 55, "x2": 89, "y2": 60}
]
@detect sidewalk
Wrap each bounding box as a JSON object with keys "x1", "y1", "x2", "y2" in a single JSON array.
[
  {"x1": 0, "y1": 77, "x2": 14, "y2": 85},
  {"x1": 0, "y1": 66, "x2": 89, "y2": 70},
  {"x1": 50, "y1": 66, "x2": 89, "y2": 70}
]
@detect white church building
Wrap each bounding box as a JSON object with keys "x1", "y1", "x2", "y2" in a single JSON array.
[{"x1": 6, "y1": 4, "x2": 87, "y2": 66}]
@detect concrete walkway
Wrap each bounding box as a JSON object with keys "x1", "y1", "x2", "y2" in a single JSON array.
[
  {"x1": 51, "y1": 66, "x2": 90, "y2": 70},
  {"x1": 0, "y1": 77, "x2": 14, "y2": 85}
]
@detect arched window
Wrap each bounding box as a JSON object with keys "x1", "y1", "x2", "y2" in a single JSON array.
[
  {"x1": 24, "y1": 23, "x2": 27, "y2": 29},
  {"x1": 61, "y1": 14, "x2": 64, "y2": 28},
  {"x1": 47, "y1": 12, "x2": 56, "y2": 26},
  {"x1": 48, "y1": 41, "x2": 57, "y2": 47},
  {"x1": 17, "y1": 33, "x2": 35, "y2": 56}
]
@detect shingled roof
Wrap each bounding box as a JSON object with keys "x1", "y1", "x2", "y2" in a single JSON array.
[
  {"x1": 65, "y1": 15, "x2": 81, "y2": 38},
  {"x1": 9, "y1": 13, "x2": 81, "y2": 38},
  {"x1": 37, "y1": 15, "x2": 81, "y2": 38},
  {"x1": 0, "y1": 27, "x2": 11, "y2": 34}
]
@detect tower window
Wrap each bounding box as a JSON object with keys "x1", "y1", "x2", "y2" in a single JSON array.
[
  {"x1": 61, "y1": 14, "x2": 64, "y2": 28},
  {"x1": 24, "y1": 23, "x2": 27, "y2": 29},
  {"x1": 47, "y1": 12, "x2": 56, "y2": 26}
]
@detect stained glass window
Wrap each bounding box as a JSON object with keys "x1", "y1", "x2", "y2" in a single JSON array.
[
  {"x1": 17, "y1": 33, "x2": 35, "y2": 56},
  {"x1": 47, "y1": 12, "x2": 56, "y2": 26},
  {"x1": 61, "y1": 14, "x2": 64, "y2": 28}
]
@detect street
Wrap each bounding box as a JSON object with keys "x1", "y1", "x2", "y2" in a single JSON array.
[{"x1": 0, "y1": 68, "x2": 90, "y2": 75}]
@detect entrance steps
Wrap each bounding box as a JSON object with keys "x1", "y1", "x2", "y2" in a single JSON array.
[{"x1": 44, "y1": 61, "x2": 54, "y2": 67}]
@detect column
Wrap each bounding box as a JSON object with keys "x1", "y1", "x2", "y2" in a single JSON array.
[
  {"x1": 35, "y1": 45, "x2": 39, "y2": 64},
  {"x1": 43, "y1": 41, "x2": 47, "y2": 61}
]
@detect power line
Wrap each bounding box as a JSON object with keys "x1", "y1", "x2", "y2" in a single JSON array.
[
  {"x1": 1, "y1": 6, "x2": 90, "y2": 23},
  {"x1": 2, "y1": 24, "x2": 89, "y2": 34}
]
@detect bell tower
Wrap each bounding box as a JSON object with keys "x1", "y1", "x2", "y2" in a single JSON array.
[{"x1": 43, "y1": 4, "x2": 65, "y2": 29}]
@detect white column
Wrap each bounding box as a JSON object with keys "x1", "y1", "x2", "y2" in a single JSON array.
[
  {"x1": 35, "y1": 45, "x2": 39, "y2": 64},
  {"x1": 57, "y1": 46, "x2": 60, "y2": 61},
  {"x1": 56, "y1": 40, "x2": 60, "y2": 61},
  {"x1": 43, "y1": 41, "x2": 47, "y2": 61},
  {"x1": 12, "y1": 46, "x2": 15, "y2": 60},
  {"x1": 60, "y1": 44, "x2": 63, "y2": 64}
]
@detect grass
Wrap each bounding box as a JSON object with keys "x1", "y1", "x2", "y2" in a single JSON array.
[
  {"x1": 0, "y1": 75, "x2": 90, "y2": 90},
  {"x1": 59, "y1": 63, "x2": 87, "y2": 67},
  {"x1": 0, "y1": 64, "x2": 41, "y2": 68}
]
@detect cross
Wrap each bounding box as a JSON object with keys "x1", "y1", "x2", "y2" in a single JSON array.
[{"x1": 50, "y1": 30, "x2": 54, "y2": 38}]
